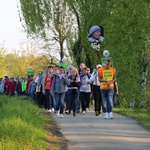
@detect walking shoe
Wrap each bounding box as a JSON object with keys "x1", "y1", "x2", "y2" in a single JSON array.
[
  {"x1": 68, "y1": 110, "x2": 71, "y2": 115},
  {"x1": 104, "y1": 112, "x2": 108, "y2": 119},
  {"x1": 99, "y1": 112, "x2": 101, "y2": 116},
  {"x1": 73, "y1": 112, "x2": 76, "y2": 117},
  {"x1": 77, "y1": 110, "x2": 80, "y2": 113},
  {"x1": 108, "y1": 112, "x2": 113, "y2": 119},
  {"x1": 82, "y1": 111, "x2": 86, "y2": 115},
  {"x1": 65, "y1": 110, "x2": 69, "y2": 114},
  {"x1": 56, "y1": 111, "x2": 59, "y2": 117},
  {"x1": 52, "y1": 108, "x2": 54, "y2": 112},
  {"x1": 60, "y1": 114, "x2": 64, "y2": 118},
  {"x1": 95, "y1": 111, "x2": 99, "y2": 116},
  {"x1": 86, "y1": 108, "x2": 89, "y2": 113},
  {"x1": 48, "y1": 109, "x2": 51, "y2": 113}
]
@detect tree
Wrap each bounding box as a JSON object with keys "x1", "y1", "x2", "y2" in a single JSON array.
[
  {"x1": 18, "y1": 0, "x2": 75, "y2": 63},
  {"x1": 17, "y1": 0, "x2": 150, "y2": 109},
  {"x1": 66, "y1": 0, "x2": 150, "y2": 108}
]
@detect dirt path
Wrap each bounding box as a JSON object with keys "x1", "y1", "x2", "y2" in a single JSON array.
[{"x1": 51, "y1": 110, "x2": 150, "y2": 150}]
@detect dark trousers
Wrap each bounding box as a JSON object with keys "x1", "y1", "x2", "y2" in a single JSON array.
[
  {"x1": 65, "y1": 92, "x2": 69, "y2": 111},
  {"x1": 37, "y1": 86, "x2": 46, "y2": 108},
  {"x1": 80, "y1": 92, "x2": 91, "y2": 111},
  {"x1": 68, "y1": 90, "x2": 79, "y2": 114},
  {"x1": 93, "y1": 85, "x2": 102, "y2": 113},
  {"x1": 45, "y1": 89, "x2": 51, "y2": 110}
]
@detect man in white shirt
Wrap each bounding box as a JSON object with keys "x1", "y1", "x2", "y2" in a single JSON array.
[{"x1": 90, "y1": 64, "x2": 102, "y2": 116}]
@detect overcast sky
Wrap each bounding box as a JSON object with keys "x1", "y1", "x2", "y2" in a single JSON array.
[{"x1": 0, "y1": 0, "x2": 28, "y2": 53}]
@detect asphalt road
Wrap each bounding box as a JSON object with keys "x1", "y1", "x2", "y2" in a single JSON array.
[{"x1": 51, "y1": 110, "x2": 150, "y2": 150}]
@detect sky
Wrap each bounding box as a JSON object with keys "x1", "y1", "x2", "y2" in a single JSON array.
[{"x1": 0, "y1": 0, "x2": 28, "y2": 53}]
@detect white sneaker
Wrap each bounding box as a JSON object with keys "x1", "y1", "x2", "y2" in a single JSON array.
[
  {"x1": 56, "y1": 111, "x2": 59, "y2": 117},
  {"x1": 104, "y1": 112, "x2": 108, "y2": 119},
  {"x1": 108, "y1": 112, "x2": 113, "y2": 119},
  {"x1": 52, "y1": 108, "x2": 54, "y2": 112},
  {"x1": 60, "y1": 114, "x2": 64, "y2": 118},
  {"x1": 48, "y1": 109, "x2": 51, "y2": 113},
  {"x1": 86, "y1": 108, "x2": 89, "y2": 113},
  {"x1": 82, "y1": 111, "x2": 86, "y2": 115}
]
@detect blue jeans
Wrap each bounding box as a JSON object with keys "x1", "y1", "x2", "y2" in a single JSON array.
[
  {"x1": 15, "y1": 91, "x2": 20, "y2": 97},
  {"x1": 55, "y1": 92, "x2": 66, "y2": 114},
  {"x1": 101, "y1": 89, "x2": 114, "y2": 113},
  {"x1": 30, "y1": 92, "x2": 37, "y2": 103},
  {"x1": 51, "y1": 95, "x2": 56, "y2": 111}
]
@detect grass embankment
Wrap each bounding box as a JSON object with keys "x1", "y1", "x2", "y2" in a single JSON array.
[
  {"x1": 0, "y1": 95, "x2": 66, "y2": 150},
  {"x1": 114, "y1": 107, "x2": 150, "y2": 131}
]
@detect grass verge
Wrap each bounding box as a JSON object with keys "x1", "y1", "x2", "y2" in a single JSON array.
[
  {"x1": 0, "y1": 95, "x2": 67, "y2": 150},
  {"x1": 114, "y1": 107, "x2": 150, "y2": 131}
]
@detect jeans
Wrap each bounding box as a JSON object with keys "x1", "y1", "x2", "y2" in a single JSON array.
[
  {"x1": 101, "y1": 89, "x2": 114, "y2": 113},
  {"x1": 77, "y1": 97, "x2": 81, "y2": 111},
  {"x1": 15, "y1": 91, "x2": 20, "y2": 97},
  {"x1": 54, "y1": 92, "x2": 66, "y2": 114},
  {"x1": 68, "y1": 90, "x2": 79, "y2": 114},
  {"x1": 51, "y1": 95, "x2": 56, "y2": 111},
  {"x1": 30, "y1": 92, "x2": 37, "y2": 103}
]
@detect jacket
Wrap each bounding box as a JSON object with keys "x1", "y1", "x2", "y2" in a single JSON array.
[{"x1": 52, "y1": 74, "x2": 70, "y2": 94}]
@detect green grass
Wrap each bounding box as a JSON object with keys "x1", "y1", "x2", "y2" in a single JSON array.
[
  {"x1": 0, "y1": 95, "x2": 53, "y2": 150},
  {"x1": 114, "y1": 107, "x2": 150, "y2": 130}
]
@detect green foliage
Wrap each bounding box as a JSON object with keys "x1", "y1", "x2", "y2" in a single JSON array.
[
  {"x1": 18, "y1": 0, "x2": 150, "y2": 110},
  {"x1": 19, "y1": 0, "x2": 51, "y2": 36},
  {"x1": 67, "y1": 0, "x2": 150, "y2": 109}
]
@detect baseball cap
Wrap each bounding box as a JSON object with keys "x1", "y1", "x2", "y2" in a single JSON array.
[{"x1": 96, "y1": 64, "x2": 102, "y2": 68}]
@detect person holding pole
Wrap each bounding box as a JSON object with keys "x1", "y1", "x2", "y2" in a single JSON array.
[{"x1": 98, "y1": 59, "x2": 116, "y2": 119}]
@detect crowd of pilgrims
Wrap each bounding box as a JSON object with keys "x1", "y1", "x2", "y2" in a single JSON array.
[{"x1": 0, "y1": 63, "x2": 118, "y2": 118}]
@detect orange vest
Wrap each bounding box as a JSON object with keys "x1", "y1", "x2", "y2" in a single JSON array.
[{"x1": 98, "y1": 67, "x2": 116, "y2": 90}]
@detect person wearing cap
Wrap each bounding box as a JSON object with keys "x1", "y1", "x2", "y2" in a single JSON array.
[
  {"x1": 90, "y1": 64, "x2": 103, "y2": 116},
  {"x1": 88, "y1": 25, "x2": 104, "y2": 44},
  {"x1": 98, "y1": 59, "x2": 116, "y2": 119}
]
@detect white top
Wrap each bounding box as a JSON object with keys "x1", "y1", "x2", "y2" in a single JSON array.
[
  {"x1": 80, "y1": 75, "x2": 91, "y2": 92},
  {"x1": 90, "y1": 71, "x2": 100, "y2": 86}
]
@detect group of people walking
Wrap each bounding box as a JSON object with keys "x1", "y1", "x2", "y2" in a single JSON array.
[{"x1": 0, "y1": 59, "x2": 118, "y2": 119}]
